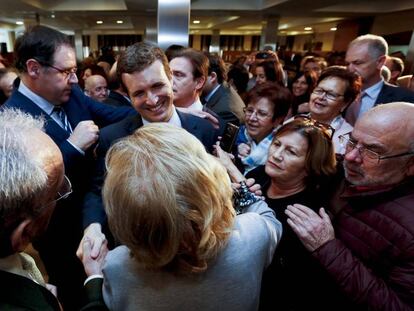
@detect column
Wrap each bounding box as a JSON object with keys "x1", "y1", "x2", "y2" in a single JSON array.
[
  {"x1": 210, "y1": 29, "x2": 220, "y2": 53},
  {"x1": 260, "y1": 16, "x2": 279, "y2": 51},
  {"x1": 157, "y1": 0, "x2": 190, "y2": 50},
  {"x1": 145, "y1": 17, "x2": 157, "y2": 45},
  {"x1": 74, "y1": 30, "x2": 83, "y2": 61}
]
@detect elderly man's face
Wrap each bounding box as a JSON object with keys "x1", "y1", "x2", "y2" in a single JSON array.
[
  {"x1": 122, "y1": 60, "x2": 174, "y2": 122},
  {"x1": 343, "y1": 116, "x2": 413, "y2": 187},
  {"x1": 346, "y1": 43, "x2": 385, "y2": 88},
  {"x1": 85, "y1": 75, "x2": 108, "y2": 102}
]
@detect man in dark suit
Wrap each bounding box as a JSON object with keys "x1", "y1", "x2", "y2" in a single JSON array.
[
  {"x1": 345, "y1": 34, "x2": 414, "y2": 125},
  {"x1": 2, "y1": 25, "x2": 134, "y2": 310},
  {"x1": 78, "y1": 42, "x2": 219, "y2": 262},
  {"x1": 202, "y1": 53, "x2": 245, "y2": 125},
  {"x1": 0, "y1": 109, "x2": 107, "y2": 311}
]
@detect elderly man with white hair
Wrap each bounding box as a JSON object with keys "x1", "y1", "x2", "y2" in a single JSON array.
[{"x1": 0, "y1": 109, "x2": 107, "y2": 310}]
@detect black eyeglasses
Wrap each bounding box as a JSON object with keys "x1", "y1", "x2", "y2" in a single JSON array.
[
  {"x1": 339, "y1": 134, "x2": 414, "y2": 164},
  {"x1": 312, "y1": 87, "x2": 344, "y2": 101},
  {"x1": 294, "y1": 114, "x2": 335, "y2": 140}
]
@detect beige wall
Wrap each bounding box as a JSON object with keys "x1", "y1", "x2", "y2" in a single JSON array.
[
  {"x1": 192, "y1": 34, "x2": 202, "y2": 50},
  {"x1": 372, "y1": 10, "x2": 414, "y2": 36}
]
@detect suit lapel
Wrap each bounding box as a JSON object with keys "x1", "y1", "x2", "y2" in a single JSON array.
[
  {"x1": 12, "y1": 92, "x2": 70, "y2": 140},
  {"x1": 375, "y1": 83, "x2": 392, "y2": 106},
  {"x1": 205, "y1": 85, "x2": 223, "y2": 110},
  {"x1": 178, "y1": 110, "x2": 197, "y2": 133},
  {"x1": 127, "y1": 114, "x2": 144, "y2": 135}
]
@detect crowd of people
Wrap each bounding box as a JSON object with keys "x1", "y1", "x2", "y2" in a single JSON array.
[{"x1": 1, "y1": 24, "x2": 414, "y2": 311}]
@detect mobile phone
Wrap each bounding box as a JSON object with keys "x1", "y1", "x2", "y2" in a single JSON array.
[{"x1": 220, "y1": 123, "x2": 239, "y2": 153}]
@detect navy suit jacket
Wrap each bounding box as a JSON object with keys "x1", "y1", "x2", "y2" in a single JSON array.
[
  {"x1": 83, "y1": 110, "x2": 219, "y2": 228},
  {"x1": 346, "y1": 82, "x2": 414, "y2": 125},
  {"x1": 3, "y1": 85, "x2": 135, "y2": 174},
  {"x1": 375, "y1": 82, "x2": 414, "y2": 105}
]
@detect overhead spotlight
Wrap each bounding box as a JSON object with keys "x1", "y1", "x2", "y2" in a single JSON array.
[
  {"x1": 304, "y1": 27, "x2": 312, "y2": 31},
  {"x1": 117, "y1": 20, "x2": 123, "y2": 24},
  {"x1": 16, "y1": 21, "x2": 24, "y2": 25},
  {"x1": 330, "y1": 27, "x2": 337, "y2": 31},
  {"x1": 193, "y1": 20, "x2": 200, "y2": 24},
  {"x1": 96, "y1": 20, "x2": 103, "y2": 24},
  {"x1": 51, "y1": 14, "x2": 55, "y2": 18}
]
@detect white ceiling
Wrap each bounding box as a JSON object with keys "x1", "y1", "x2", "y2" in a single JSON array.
[{"x1": 0, "y1": 0, "x2": 413, "y2": 36}]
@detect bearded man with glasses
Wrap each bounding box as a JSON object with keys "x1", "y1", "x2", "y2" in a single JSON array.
[
  {"x1": 285, "y1": 102, "x2": 414, "y2": 310},
  {"x1": 2, "y1": 25, "x2": 135, "y2": 310}
]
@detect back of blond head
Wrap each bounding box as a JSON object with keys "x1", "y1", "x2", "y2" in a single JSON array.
[{"x1": 103, "y1": 123, "x2": 235, "y2": 274}]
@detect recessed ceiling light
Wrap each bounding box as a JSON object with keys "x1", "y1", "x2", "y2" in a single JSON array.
[
  {"x1": 117, "y1": 20, "x2": 123, "y2": 24},
  {"x1": 96, "y1": 20, "x2": 103, "y2": 24},
  {"x1": 193, "y1": 20, "x2": 200, "y2": 24},
  {"x1": 330, "y1": 27, "x2": 337, "y2": 31},
  {"x1": 51, "y1": 13, "x2": 55, "y2": 18},
  {"x1": 304, "y1": 27, "x2": 312, "y2": 31},
  {"x1": 16, "y1": 21, "x2": 24, "y2": 25}
]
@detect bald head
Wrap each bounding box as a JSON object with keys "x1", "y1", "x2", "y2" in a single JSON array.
[
  {"x1": 84, "y1": 75, "x2": 108, "y2": 102},
  {"x1": 357, "y1": 102, "x2": 414, "y2": 151},
  {"x1": 344, "y1": 102, "x2": 414, "y2": 187}
]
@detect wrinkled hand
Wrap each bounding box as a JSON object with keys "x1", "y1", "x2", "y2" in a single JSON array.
[
  {"x1": 68, "y1": 120, "x2": 99, "y2": 151},
  {"x1": 78, "y1": 236, "x2": 108, "y2": 277},
  {"x1": 76, "y1": 223, "x2": 106, "y2": 260},
  {"x1": 285, "y1": 204, "x2": 334, "y2": 252},
  {"x1": 232, "y1": 177, "x2": 262, "y2": 197},
  {"x1": 213, "y1": 141, "x2": 235, "y2": 168},
  {"x1": 176, "y1": 107, "x2": 220, "y2": 129},
  {"x1": 237, "y1": 143, "x2": 251, "y2": 158}
]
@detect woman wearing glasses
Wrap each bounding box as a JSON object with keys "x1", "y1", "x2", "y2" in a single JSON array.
[
  {"x1": 308, "y1": 66, "x2": 361, "y2": 154},
  {"x1": 235, "y1": 82, "x2": 292, "y2": 174},
  {"x1": 215, "y1": 117, "x2": 340, "y2": 310}
]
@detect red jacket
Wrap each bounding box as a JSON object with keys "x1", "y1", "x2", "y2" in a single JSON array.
[{"x1": 313, "y1": 178, "x2": 414, "y2": 310}]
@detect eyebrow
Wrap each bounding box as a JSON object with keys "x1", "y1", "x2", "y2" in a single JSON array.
[{"x1": 349, "y1": 134, "x2": 387, "y2": 152}]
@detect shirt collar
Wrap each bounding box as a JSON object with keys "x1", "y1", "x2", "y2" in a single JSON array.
[
  {"x1": 142, "y1": 107, "x2": 182, "y2": 128},
  {"x1": 204, "y1": 84, "x2": 221, "y2": 103},
  {"x1": 18, "y1": 81, "x2": 56, "y2": 115},
  {"x1": 186, "y1": 97, "x2": 203, "y2": 111},
  {"x1": 363, "y1": 79, "x2": 384, "y2": 99},
  {"x1": 0, "y1": 253, "x2": 26, "y2": 279}
]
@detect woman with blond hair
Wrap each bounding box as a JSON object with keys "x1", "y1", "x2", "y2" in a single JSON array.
[{"x1": 101, "y1": 123, "x2": 282, "y2": 311}]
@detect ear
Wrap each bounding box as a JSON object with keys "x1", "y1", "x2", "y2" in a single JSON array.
[
  {"x1": 10, "y1": 219, "x2": 33, "y2": 253},
  {"x1": 26, "y1": 59, "x2": 41, "y2": 78},
  {"x1": 209, "y1": 72, "x2": 217, "y2": 84},
  {"x1": 376, "y1": 55, "x2": 387, "y2": 70},
  {"x1": 195, "y1": 76, "x2": 206, "y2": 93}
]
